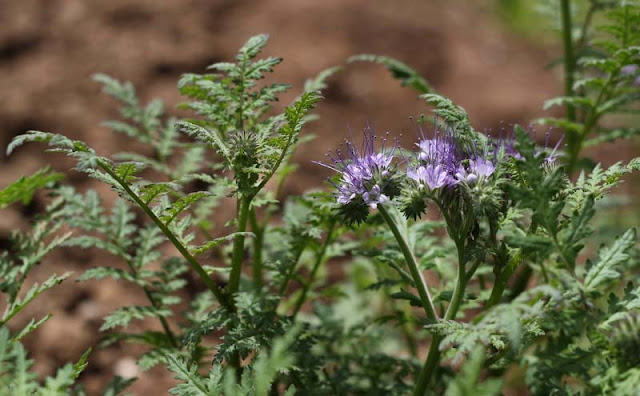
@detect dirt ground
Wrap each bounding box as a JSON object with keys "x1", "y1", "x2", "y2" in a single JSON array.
[{"x1": 0, "y1": 0, "x2": 637, "y2": 394}]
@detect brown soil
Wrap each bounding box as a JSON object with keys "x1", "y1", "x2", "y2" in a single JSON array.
[{"x1": 0, "y1": 1, "x2": 636, "y2": 394}]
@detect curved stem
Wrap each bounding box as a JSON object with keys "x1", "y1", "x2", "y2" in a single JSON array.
[
  {"x1": 413, "y1": 257, "x2": 467, "y2": 396},
  {"x1": 99, "y1": 162, "x2": 232, "y2": 311},
  {"x1": 444, "y1": 251, "x2": 467, "y2": 320},
  {"x1": 413, "y1": 198, "x2": 470, "y2": 395},
  {"x1": 378, "y1": 205, "x2": 438, "y2": 322}
]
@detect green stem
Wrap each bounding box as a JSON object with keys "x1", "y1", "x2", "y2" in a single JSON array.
[
  {"x1": 413, "y1": 334, "x2": 443, "y2": 396},
  {"x1": 510, "y1": 265, "x2": 532, "y2": 300},
  {"x1": 100, "y1": 162, "x2": 231, "y2": 311},
  {"x1": 445, "y1": 250, "x2": 467, "y2": 322},
  {"x1": 277, "y1": 244, "x2": 307, "y2": 298},
  {"x1": 249, "y1": 209, "x2": 264, "y2": 290},
  {"x1": 413, "y1": 200, "x2": 470, "y2": 395},
  {"x1": 228, "y1": 197, "x2": 251, "y2": 297},
  {"x1": 119, "y1": 251, "x2": 178, "y2": 347},
  {"x1": 378, "y1": 205, "x2": 438, "y2": 322},
  {"x1": 413, "y1": 260, "x2": 467, "y2": 396},
  {"x1": 106, "y1": 233, "x2": 179, "y2": 348},
  {"x1": 560, "y1": 0, "x2": 580, "y2": 173},
  {"x1": 486, "y1": 252, "x2": 521, "y2": 309},
  {"x1": 140, "y1": 285, "x2": 179, "y2": 348},
  {"x1": 292, "y1": 223, "x2": 335, "y2": 318}
]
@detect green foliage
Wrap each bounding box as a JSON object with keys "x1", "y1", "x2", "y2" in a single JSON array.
[
  {"x1": 167, "y1": 326, "x2": 299, "y2": 396},
  {"x1": 3, "y1": 21, "x2": 639, "y2": 396},
  {"x1": 348, "y1": 54, "x2": 433, "y2": 94},
  {"x1": 444, "y1": 347, "x2": 502, "y2": 396},
  {"x1": 0, "y1": 328, "x2": 90, "y2": 396},
  {"x1": 0, "y1": 167, "x2": 63, "y2": 209},
  {"x1": 0, "y1": 174, "x2": 89, "y2": 395},
  {"x1": 537, "y1": 1, "x2": 640, "y2": 172}
]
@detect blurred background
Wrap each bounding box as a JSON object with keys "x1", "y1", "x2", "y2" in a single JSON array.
[{"x1": 0, "y1": 0, "x2": 638, "y2": 394}]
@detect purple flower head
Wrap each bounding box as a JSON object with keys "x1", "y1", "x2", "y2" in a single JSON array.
[
  {"x1": 455, "y1": 157, "x2": 495, "y2": 185},
  {"x1": 411, "y1": 127, "x2": 462, "y2": 190},
  {"x1": 408, "y1": 164, "x2": 451, "y2": 190},
  {"x1": 492, "y1": 136, "x2": 524, "y2": 161},
  {"x1": 416, "y1": 131, "x2": 458, "y2": 169},
  {"x1": 317, "y1": 126, "x2": 398, "y2": 210},
  {"x1": 362, "y1": 184, "x2": 388, "y2": 209}
]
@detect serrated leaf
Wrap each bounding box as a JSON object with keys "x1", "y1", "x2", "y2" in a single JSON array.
[
  {"x1": 584, "y1": 228, "x2": 636, "y2": 293},
  {"x1": 0, "y1": 167, "x2": 64, "y2": 209},
  {"x1": 349, "y1": 54, "x2": 432, "y2": 93},
  {"x1": 101, "y1": 306, "x2": 173, "y2": 331}
]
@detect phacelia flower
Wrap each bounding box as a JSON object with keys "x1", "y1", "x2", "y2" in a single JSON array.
[
  {"x1": 490, "y1": 128, "x2": 564, "y2": 168},
  {"x1": 455, "y1": 158, "x2": 495, "y2": 185},
  {"x1": 408, "y1": 164, "x2": 451, "y2": 190},
  {"x1": 411, "y1": 128, "x2": 461, "y2": 190},
  {"x1": 317, "y1": 126, "x2": 399, "y2": 213}
]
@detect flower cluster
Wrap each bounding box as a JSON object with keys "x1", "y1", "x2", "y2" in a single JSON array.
[
  {"x1": 317, "y1": 127, "x2": 399, "y2": 210},
  {"x1": 319, "y1": 124, "x2": 565, "y2": 223},
  {"x1": 408, "y1": 129, "x2": 496, "y2": 192},
  {"x1": 493, "y1": 130, "x2": 563, "y2": 167}
]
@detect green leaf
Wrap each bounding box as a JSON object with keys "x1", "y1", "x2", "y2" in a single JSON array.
[
  {"x1": 2, "y1": 273, "x2": 72, "y2": 326},
  {"x1": 102, "y1": 376, "x2": 137, "y2": 396},
  {"x1": 190, "y1": 232, "x2": 255, "y2": 256},
  {"x1": 349, "y1": 54, "x2": 433, "y2": 93},
  {"x1": 77, "y1": 267, "x2": 144, "y2": 285},
  {"x1": 0, "y1": 168, "x2": 64, "y2": 209},
  {"x1": 178, "y1": 121, "x2": 230, "y2": 161},
  {"x1": 166, "y1": 354, "x2": 213, "y2": 396},
  {"x1": 304, "y1": 66, "x2": 342, "y2": 93},
  {"x1": 584, "y1": 228, "x2": 636, "y2": 293},
  {"x1": 39, "y1": 349, "x2": 91, "y2": 395},
  {"x1": 444, "y1": 346, "x2": 502, "y2": 396},
  {"x1": 101, "y1": 306, "x2": 173, "y2": 331},
  {"x1": 390, "y1": 289, "x2": 423, "y2": 307},
  {"x1": 11, "y1": 314, "x2": 53, "y2": 342}
]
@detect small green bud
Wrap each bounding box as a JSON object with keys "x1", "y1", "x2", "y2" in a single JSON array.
[{"x1": 398, "y1": 185, "x2": 428, "y2": 221}]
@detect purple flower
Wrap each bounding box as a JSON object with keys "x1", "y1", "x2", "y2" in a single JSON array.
[
  {"x1": 417, "y1": 138, "x2": 456, "y2": 165},
  {"x1": 455, "y1": 158, "x2": 495, "y2": 185},
  {"x1": 412, "y1": 128, "x2": 461, "y2": 189},
  {"x1": 362, "y1": 184, "x2": 388, "y2": 209},
  {"x1": 408, "y1": 164, "x2": 451, "y2": 190},
  {"x1": 317, "y1": 126, "x2": 398, "y2": 209}
]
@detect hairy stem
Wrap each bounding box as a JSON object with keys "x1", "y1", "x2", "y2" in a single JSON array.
[
  {"x1": 486, "y1": 252, "x2": 521, "y2": 309},
  {"x1": 413, "y1": 254, "x2": 467, "y2": 396},
  {"x1": 378, "y1": 205, "x2": 438, "y2": 322},
  {"x1": 413, "y1": 200, "x2": 470, "y2": 395},
  {"x1": 99, "y1": 162, "x2": 232, "y2": 311},
  {"x1": 249, "y1": 209, "x2": 264, "y2": 290},
  {"x1": 560, "y1": 0, "x2": 580, "y2": 173},
  {"x1": 228, "y1": 197, "x2": 251, "y2": 297}
]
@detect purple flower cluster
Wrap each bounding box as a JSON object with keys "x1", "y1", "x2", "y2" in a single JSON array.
[
  {"x1": 318, "y1": 128, "x2": 397, "y2": 209},
  {"x1": 319, "y1": 124, "x2": 564, "y2": 212},
  {"x1": 493, "y1": 130, "x2": 563, "y2": 167},
  {"x1": 407, "y1": 130, "x2": 496, "y2": 192}
]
